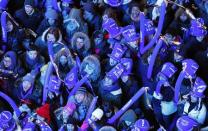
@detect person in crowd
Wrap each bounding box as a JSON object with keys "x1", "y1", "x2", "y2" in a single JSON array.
[
  {"x1": 82, "y1": 3, "x2": 102, "y2": 35},
  {"x1": 14, "y1": 0, "x2": 43, "y2": 31},
  {"x1": 63, "y1": 8, "x2": 88, "y2": 42},
  {"x1": 0, "y1": 0, "x2": 208, "y2": 130},
  {"x1": 68, "y1": 87, "x2": 93, "y2": 122},
  {"x1": 0, "y1": 51, "x2": 25, "y2": 95},
  {"x1": 35, "y1": 27, "x2": 66, "y2": 59},
  {"x1": 36, "y1": 9, "x2": 60, "y2": 35},
  {"x1": 20, "y1": 44, "x2": 45, "y2": 73},
  {"x1": 70, "y1": 32, "x2": 91, "y2": 59}
]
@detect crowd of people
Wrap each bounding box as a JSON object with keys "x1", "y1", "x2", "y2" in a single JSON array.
[{"x1": 0, "y1": 0, "x2": 208, "y2": 130}]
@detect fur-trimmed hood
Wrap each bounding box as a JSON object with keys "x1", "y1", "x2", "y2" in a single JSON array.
[
  {"x1": 54, "y1": 48, "x2": 75, "y2": 67},
  {"x1": 71, "y1": 32, "x2": 91, "y2": 51},
  {"x1": 80, "y1": 55, "x2": 101, "y2": 82},
  {"x1": 0, "y1": 51, "x2": 17, "y2": 70}
]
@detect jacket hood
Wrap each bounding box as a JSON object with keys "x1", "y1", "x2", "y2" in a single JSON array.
[
  {"x1": 71, "y1": 32, "x2": 91, "y2": 51},
  {"x1": 80, "y1": 55, "x2": 101, "y2": 81},
  {"x1": 2, "y1": 51, "x2": 17, "y2": 70},
  {"x1": 54, "y1": 48, "x2": 75, "y2": 67}
]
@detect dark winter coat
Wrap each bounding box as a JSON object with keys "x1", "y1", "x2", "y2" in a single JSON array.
[
  {"x1": 0, "y1": 51, "x2": 25, "y2": 95},
  {"x1": 13, "y1": 79, "x2": 42, "y2": 107},
  {"x1": 14, "y1": 8, "x2": 43, "y2": 31},
  {"x1": 21, "y1": 53, "x2": 45, "y2": 72}
]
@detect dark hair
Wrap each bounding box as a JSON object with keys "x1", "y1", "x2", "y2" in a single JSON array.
[
  {"x1": 128, "y1": 2, "x2": 140, "y2": 14},
  {"x1": 46, "y1": 27, "x2": 60, "y2": 41},
  {"x1": 161, "y1": 85, "x2": 174, "y2": 102}
]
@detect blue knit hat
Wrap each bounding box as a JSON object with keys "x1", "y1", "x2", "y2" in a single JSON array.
[
  {"x1": 24, "y1": 0, "x2": 35, "y2": 7},
  {"x1": 45, "y1": 9, "x2": 58, "y2": 20}
]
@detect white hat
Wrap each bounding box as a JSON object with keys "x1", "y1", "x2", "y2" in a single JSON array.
[{"x1": 92, "y1": 108, "x2": 104, "y2": 120}]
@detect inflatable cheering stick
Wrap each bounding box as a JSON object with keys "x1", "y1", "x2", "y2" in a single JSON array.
[{"x1": 174, "y1": 59, "x2": 199, "y2": 103}]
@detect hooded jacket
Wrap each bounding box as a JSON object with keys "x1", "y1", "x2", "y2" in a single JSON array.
[
  {"x1": 14, "y1": 8, "x2": 43, "y2": 31},
  {"x1": 0, "y1": 51, "x2": 25, "y2": 79},
  {"x1": 80, "y1": 55, "x2": 101, "y2": 82},
  {"x1": 71, "y1": 32, "x2": 91, "y2": 59},
  {"x1": 21, "y1": 52, "x2": 45, "y2": 72}
]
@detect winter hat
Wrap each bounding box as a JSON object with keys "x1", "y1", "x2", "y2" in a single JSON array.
[
  {"x1": 106, "y1": 63, "x2": 125, "y2": 83},
  {"x1": 23, "y1": 73, "x2": 35, "y2": 84},
  {"x1": 45, "y1": 9, "x2": 58, "y2": 20},
  {"x1": 190, "y1": 18, "x2": 207, "y2": 37},
  {"x1": 122, "y1": 25, "x2": 139, "y2": 42},
  {"x1": 23, "y1": 122, "x2": 36, "y2": 131},
  {"x1": 48, "y1": 75, "x2": 61, "y2": 94},
  {"x1": 64, "y1": 66, "x2": 78, "y2": 90},
  {"x1": 191, "y1": 77, "x2": 207, "y2": 98},
  {"x1": 134, "y1": 119, "x2": 150, "y2": 131},
  {"x1": 108, "y1": 43, "x2": 127, "y2": 62},
  {"x1": 99, "y1": 126, "x2": 117, "y2": 131},
  {"x1": 120, "y1": 58, "x2": 133, "y2": 76},
  {"x1": 24, "y1": 0, "x2": 35, "y2": 7},
  {"x1": 36, "y1": 103, "x2": 51, "y2": 124},
  {"x1": 76, "y1": 87, "x2": 87, "y2": 94},
  {"x1": 0, "y1": 0, "x2": 8, "y2": 10},
  {"x1": 82, "y1": 3, "x2": 96, "y2": 14},
  {"x1": 176, "y1": 116, "x2": 198, "y2": 131},
  {"x1": 102, "y1": 18, "x2": 121, "y2": 38},
  {"x1": 64, "y1": 102, "x2": 76, "y2": 113},
  {"x1": 0, "y1": 111, "x2": 16, "y2": 131},
  {"x1": 92, "y1": 108, "x2": 104, "y2": 120},
  {"x1": 104, "y1": 0, "x2": 122, "y2": 7}
]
